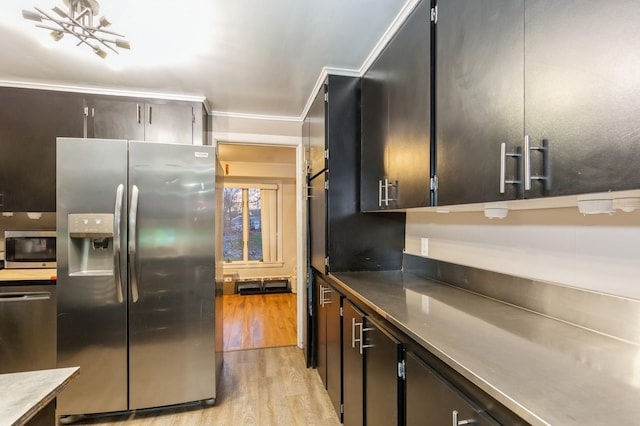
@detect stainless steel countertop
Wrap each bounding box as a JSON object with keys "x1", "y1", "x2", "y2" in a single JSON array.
[{"x1": 330, "y1": 271, "x2": 640, "y2": 426}]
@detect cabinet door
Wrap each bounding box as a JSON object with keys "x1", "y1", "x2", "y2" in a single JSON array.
[
  {"x1": 315, "y1": 275, "x2": 328, "y2": 388},
  {"x1": 436, "y1": 0, "x2": 524, "y2": 205},
  {"x1": 364, "y1": 318, "x2": 403, "y2": 426},
  {"x1": 342, "y1": 300, "x2": 364, "y2": 426},
  {"x1": 326, "y1": 286, "x2": 343, "y2": 420},
  {"x1": 90, "y1": 97, "x2": 145, "y2": 140},
  {"x1": 308, "y1": 84, "x2": 327, "y2": 177},
  {"x1": 315, "y1": 276, "x2": 343, "y2": 421},
  {"x1": 144, "y1": 101, "x2": 194, "y2": 144},
  {"x1": 361, "y1": 45, "x2": 390, "y2": 212},
  {"x1": 387, "y1": 0, "x2": 432, "y2": 209},
  {"x1": 406, "y1": 352, "x2": 498, "y2": 426},
  {"x1": 303, "y1": 112, "x2": 314, "y2": 367},
  {"x1": 303, "y1": 114, "x2": 311, "y2": 173},
  {"x1": 0, "y1": 87, "x2": 84, "y2": 212},
  {"x1": 524, "y1": 1, "x2": 640, "y2": 198},
  {"x1": 309, "y1": 172, "x2": 327, "y2": 274},
  {"x1": 192, "y1": 103, "x2": 204, "y2": 145}
]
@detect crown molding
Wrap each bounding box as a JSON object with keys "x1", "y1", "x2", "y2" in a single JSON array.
[
  {"x1": 359, "y1": 0, "x2": 422, "y2": 75},
  {"x1": 299, "y1": 66, "x2": 360, "y2": 121},
  {"x1": 211, "y1": 110, "x2": 301, "y2": 122},
  {"x1": 300, "y1": 0, "x2": 421, "y2": 122},
  {"x1": 0, "y1": 80, "x2": 206, "y2": 103}
]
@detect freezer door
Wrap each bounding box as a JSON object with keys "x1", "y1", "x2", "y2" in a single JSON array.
[
  {"x1": 128, "y1": 141, "x2": 217, "y2": 409},
  {"x1": 56, "y1": 137, "x2": 128, "y2": 415}
]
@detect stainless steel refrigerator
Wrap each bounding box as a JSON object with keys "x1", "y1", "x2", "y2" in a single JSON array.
[{"x1": 56, "y1": 138, "x2": 222, "y2": 417}]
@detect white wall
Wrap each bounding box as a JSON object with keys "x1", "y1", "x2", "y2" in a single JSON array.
[
  {"x1": 209, "y1": 115, "x2": 301, "y2": 138},
  {"x1": 210, "y1": 114, "x2": 302, "y2": 290},
  {"x1": 209, "y1": 112, "x2": 306, "y2": 347},
  {"x1": 405, "y1": 207, "x2": 640, "y2": 300}
]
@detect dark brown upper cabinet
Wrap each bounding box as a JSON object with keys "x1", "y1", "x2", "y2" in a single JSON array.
[
  {"x1": 0, "y1": 87, "x2": 84, "y2": 212},
  {"x1": 435, "y1": 0, "x2": 640, "y2": 205},
  {"x1": 361, "y1": 0, "x2": 433, "y2": 211},
  {"x1": 86, "y1": 96, "x2": 203, "y2": 145}
]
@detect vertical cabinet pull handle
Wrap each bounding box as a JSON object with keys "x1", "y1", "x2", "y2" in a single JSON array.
[
  {"x1": 499, "y1": 142, "x2": 522, "y2": 194},
  {"x1": 378, "y1": 178, "x2": 398, "y2": 206},
  {"x1": 524, "y1": 135, "x2": 532, "y2": 191},
  {"x1": 319, "y1": 285, "x2": 332, "y2": 307},
  {"x1": 351, "y1": 318, "x2": 363, "y2": 349},
  {"x1": 323, "y1": 286, "x2": 332, "y2": 305},
  {"x1": 360, "y1": 326, "x2": 375, "y2": 355},
  {"x1": 452, "y1": 410, "x2": 478, "y2": 425},
  {"x1": 351, "y1": 317, "x2": 357, "y2": 348},
  {"x1": 136, "y1": 104, "x2": 141, "y2": 124},
  {"x1": 306, "y1": 181, "x2": 314, "y2": 199},
  {"x1": 384, "y1": 178, "x2": 390, "y2": 206},
  {"x1": 499, "y1": 143, "x2": 507, "y2": 194},
  {"x1": 113, "y1": 184, "x2": 125, "y2": 304},
  {"x1": 525, "y1": 135, "x2": 551, "y2": 192},
  {"x1": 148, "y1": 105, "x2": 153, "y2": 125}
]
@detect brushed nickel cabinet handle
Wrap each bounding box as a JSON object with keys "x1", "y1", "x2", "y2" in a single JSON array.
[
  {"x1": 453, "y1": 410, "x2": 478, "y2": 425},
  {"x1": 499, "y1": 142, "x2": 522, "y2": 194},
  {"x1": 525, "y1": 136, "x2": 551, "y2": 191},
  {"x1": 524, "y1": 135, "x2": 532, "y2": 190}
]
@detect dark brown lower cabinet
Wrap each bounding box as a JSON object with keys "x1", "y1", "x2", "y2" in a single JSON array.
[
  {"x1": 342, "y1": 300, "x2": 364, "y2": 426},
  {"x1": 315, "y1": 274, "x2": 343, "y2": 421},
  {"x1": 363, "y1": 318, "x2": 404, "y2": 426},
  {"x1": 406, "y1": 351, "x2": 499, "y2": 426}
]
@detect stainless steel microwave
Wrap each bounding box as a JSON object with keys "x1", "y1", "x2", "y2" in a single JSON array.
[{"x1": 4, "y1": 230, "x2": 56, "y2": 269}]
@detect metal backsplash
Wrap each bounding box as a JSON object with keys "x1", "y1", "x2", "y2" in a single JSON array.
[{"x1": 404, "y1": 254, "x2": 640, "y2": 345}]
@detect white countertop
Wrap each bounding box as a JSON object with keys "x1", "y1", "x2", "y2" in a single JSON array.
[
  {"x1": 330, "y1": 271, "x2": 640, "y2": 426},
  {"x1": 0, "y1": 367, "x2": 79, "y2": 426}
]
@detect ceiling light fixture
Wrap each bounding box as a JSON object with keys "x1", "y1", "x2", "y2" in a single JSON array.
[{"x1": 22, "y1": 0, "x2": 130, "y2": 59}]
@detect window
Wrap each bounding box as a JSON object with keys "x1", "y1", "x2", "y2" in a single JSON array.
[{"x1": 223, "y1": 182, "x2": 280, "y2": 265}]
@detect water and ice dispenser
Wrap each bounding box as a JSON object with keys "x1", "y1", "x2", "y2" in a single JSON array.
[{"x1": 68, "y1": 213, "x2": 115, "y2": 276}]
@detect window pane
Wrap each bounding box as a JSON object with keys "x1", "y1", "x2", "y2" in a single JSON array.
[
  {"x1": 248, "y1": 188, "x2": 263, "y2": 261},
  {"x1": 223, "y1": 188, "x2": 243, "y2": 261}
]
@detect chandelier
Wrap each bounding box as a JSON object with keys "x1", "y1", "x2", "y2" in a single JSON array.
[{"x1": 22, "y1": 0, "x2": 130, "y2": 59}]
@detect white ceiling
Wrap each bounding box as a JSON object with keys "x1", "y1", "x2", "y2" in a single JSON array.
[{"x1": 0, "y1": 0, "x2": 408, "y2": 119}]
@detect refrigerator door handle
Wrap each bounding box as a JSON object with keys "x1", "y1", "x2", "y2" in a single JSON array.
[
  {"x1": 129, "y1": 184, "x2": 140, "y2": 303},
  {"x1": 113, "y1": 184, "x2": 125, "y2": 304}
]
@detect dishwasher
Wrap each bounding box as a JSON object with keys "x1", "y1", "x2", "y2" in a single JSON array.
[{"x1": 0, "y1": 282, "x2": 57, "y2": 373}]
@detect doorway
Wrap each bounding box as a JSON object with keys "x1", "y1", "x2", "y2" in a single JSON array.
[{"x1": 217, "y1": 143, "x2": 299, "y2": 351}]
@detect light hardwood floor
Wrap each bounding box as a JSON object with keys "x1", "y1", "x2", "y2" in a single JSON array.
[
  {"x1": 59, "y1": 293, "x2": 317, "y2": 425},
  {"x1": 223, "y1": 293, "x2": 297, "y2": 351},
  {"x1": 63, "y1": 346, "x2": 340, "y2": 426}
]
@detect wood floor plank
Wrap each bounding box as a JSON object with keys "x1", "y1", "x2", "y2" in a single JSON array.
[
  {"x1": 62, "y1": 347, "x2": 339, "y2": 426},
  {"x1": 222, "y1": 293, "x2": 297, "y2": 351}
]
